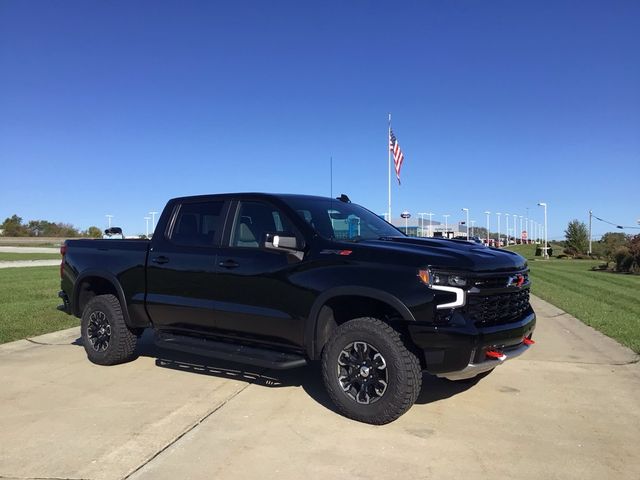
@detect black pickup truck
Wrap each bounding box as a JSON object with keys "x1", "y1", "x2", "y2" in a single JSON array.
[{"x1": 58, "y1": 193, "x2": 535, "y2": 424}]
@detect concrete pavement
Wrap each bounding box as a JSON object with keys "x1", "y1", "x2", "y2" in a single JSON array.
[
  {"x1": 0, "y1": 246, "x2": 60, "y2": 253},
  {"x1": 0, "y1": 259, "x2": 60, "y2": 268},
  {"x1": 0, "y1": 296, "x2": 638, "y2": 480}
]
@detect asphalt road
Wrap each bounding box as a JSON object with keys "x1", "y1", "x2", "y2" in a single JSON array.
[{"x1": 0, "y1": 296, "x2": 638, "y2": 480}]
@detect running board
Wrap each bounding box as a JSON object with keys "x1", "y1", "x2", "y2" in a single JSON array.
[{"x1": 154, "y1": 332, "x2": 308, "y2": 370}]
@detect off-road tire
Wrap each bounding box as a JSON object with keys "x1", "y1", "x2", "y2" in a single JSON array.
[
  {"x1": 81, "y1": 294, "x2": 138, "y2": 365},
  {"x1": 321, "y1": 317, "x2": 422, "y2": 425}
]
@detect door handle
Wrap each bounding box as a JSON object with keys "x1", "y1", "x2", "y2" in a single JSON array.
[
  {"x1": 151, "y1": 256, "x2": 170, "y2": 265},
  {"x1": 218, "y1": 259, "x2": 239, "y2": 269}
]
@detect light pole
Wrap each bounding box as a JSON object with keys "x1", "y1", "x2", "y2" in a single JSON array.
[
  {"x1": 530, "y1": 219, "x2": 534, "y2": 245},
  {"x1": 496, "y1": 212, "x2": 501, "y2": 247},
  {"x1": 519, "y1": 216, "x2": 524, "y2": 244},
  {"x1": 470, "y1": 220, "x2": 476, "y2": 237},
  {"x1": 525, "y1": 207, "x2": 529, "y2": 244},
  {"x1": 144, "y1": 217, "x2": 150, "y2": 237},
  {"x1": 538, "y1": 202, "x2": 548, "y2": 258},
  {"x1": 484, "y1": 211, "x2": 491, "y2": 245},
  {"x1": 105, "y1": 214, "x2": 113, "y2": 229},
  {"x1": 427, "y1": 212, "x2": 434, "y2": 237},
  {"x1": 401, "y1": 211, "x2": 411, "y2": 235},
  {"x1": 462, "y1": 208, "x2": 470, "y2": 240},
  {"x1": 505, "y1": 214, "x2": 510, "y2": 245},
  {"x1": 443, "y1": 214, "x2": 450, "y2": 238},
  {"x1": 149, "y1": 211, "x2": 158, "y2": 234},
  {"x1": 417, "y1": 213, "x2": 427, "y2": 237},
  {"x1": 512, "y1": 213, "x2": 518, "y2": 243}
]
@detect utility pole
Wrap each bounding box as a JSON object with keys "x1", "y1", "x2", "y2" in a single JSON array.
[
  {"x1": 589, "y1": 210, "x2": 593, "y2": 256},
  {"x1": 496, "y1": 213, "x2": 501, "y2": 247},
  {"x1": 105, "y1": 214, "x2": 113, "y2": 229}
]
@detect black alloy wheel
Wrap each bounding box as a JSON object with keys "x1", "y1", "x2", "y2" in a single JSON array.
[
  {"x1": 87, "y1": 310, "x2": 111, "y2": 352},
  {"x1": 337, "y1": 341, "x2": 388, "y2": 404}
]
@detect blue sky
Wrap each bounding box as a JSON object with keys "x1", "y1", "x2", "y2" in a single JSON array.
[{"x1": 1, "y1": 0, "x2": 638, "y2": 239}]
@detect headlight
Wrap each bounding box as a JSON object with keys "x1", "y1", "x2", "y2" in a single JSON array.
[{"x1": 418, "y1": 269, "x2": 468, "y2": 288}]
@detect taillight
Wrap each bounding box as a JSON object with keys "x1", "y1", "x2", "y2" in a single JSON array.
[{"x1": 60, "y1": 244, "x2": 67, "y2": 278}]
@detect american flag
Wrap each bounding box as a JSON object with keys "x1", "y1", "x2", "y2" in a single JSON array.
[{"x1": 389, "y1": 128, "x2": 405, "y2": 185}]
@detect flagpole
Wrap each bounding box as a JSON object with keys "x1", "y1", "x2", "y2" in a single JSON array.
[{"x1": 388, "y1": 113, "x2": 391, "y2": 222}]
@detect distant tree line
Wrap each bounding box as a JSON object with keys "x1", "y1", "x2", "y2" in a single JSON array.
[
  {"x1": 563, "y1": 219, "x2": 640, "y2": 273},
  {"x1": 0, "y1": 214, "x2": 102, "y2": 238}
]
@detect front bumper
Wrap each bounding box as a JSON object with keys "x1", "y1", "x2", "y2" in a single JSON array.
[
  {"x1": 408, "y1": 309, "x2": 536, "y2": 377},
  {"x1": 436, "y1": 341, "x2": 531, "y2": 380}
]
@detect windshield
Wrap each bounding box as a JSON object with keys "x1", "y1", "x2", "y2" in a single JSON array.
[{"x1": 282, "y1": 197, "x2": 403, "y2": 242}]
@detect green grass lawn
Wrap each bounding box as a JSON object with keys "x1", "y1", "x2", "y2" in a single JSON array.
[
  {"x1": 0, "y1": 266, "x2": 78, "y2": 344},
  {"x1": 0, "y1": 252, "x2": 61, "y2": 261},
  {"x1": 506, "y1": 244, "x2": 640, "y2": 353}
]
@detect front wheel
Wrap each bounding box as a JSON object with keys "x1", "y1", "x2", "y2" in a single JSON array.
[
  {"x1": 81, "y1": 294, "x2": 138, "y2": 365},
  {"x1": 321, "y1": 317, "x2": 422, "y2": 424}
]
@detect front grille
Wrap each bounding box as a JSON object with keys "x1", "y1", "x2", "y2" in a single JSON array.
[
  {"x1": 473, "y1": 273, "x2": 529, "y2": 289},
  {"x1": 467, "y1": 288, "x2": 530, "y2": 327}
]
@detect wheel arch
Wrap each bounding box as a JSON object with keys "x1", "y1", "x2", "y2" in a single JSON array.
[
  {"x1": 305, "y1": 286, "x2": 415, "y2": 360},
  {"x1": 73, "y1": 271, "x2": 132, "y2": 327}
]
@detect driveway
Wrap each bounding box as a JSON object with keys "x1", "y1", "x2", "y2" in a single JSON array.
[{"x1": 0, "y1": 296, "x2": 638, "y2": 480}]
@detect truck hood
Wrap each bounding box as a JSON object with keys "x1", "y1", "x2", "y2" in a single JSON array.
[{"x1": 355, "y1": 236, "x2": 527, "y2": 273}]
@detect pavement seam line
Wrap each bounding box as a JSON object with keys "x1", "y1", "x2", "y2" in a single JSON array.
[
  {"x1": 121, "y1": 372, "x2": 263, "y2": 480},
  {"x1": 0, "y1": 476, "x2": 89, "y2": 480},
  {"x1": 526, "y1": 357, "x2": 640, "y2": 366},
  {"x1": 24, "y1": 338, "x2": 71, "y2": 346}
]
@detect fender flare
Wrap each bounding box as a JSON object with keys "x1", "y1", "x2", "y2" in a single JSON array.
[
  {"x1": 304, "y1": 286, "x2": 416, "y2": 359},
  {"x1": 73, "y1": 270, "x2": 132, "y2": 326}
]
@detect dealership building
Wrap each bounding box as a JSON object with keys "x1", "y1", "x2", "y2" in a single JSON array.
[{"x1": 388, "y1": 217, "x2": 467, "y2": 238}]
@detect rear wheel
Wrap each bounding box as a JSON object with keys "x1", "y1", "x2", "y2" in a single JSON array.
[
  {"x1": 321, "y1": 317, "x2": 422, "y2": 424},
  {"x1": 81, "y1": 294, "x2": 138, "y2": 365}
]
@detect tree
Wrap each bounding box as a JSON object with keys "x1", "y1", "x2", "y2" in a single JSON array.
[
  {"x1": 86, "y1": 226, "x2": 103, "y2": 238},
  {"x1": 0, "y1": 215, "x2": 28, "y2": 236},
  {"x1": 564, "y1": 219, "x2": 589, "y2": 255},
  {"x1": 598, "y1": 232, "x2": 630, "y2": 260},
  {"x1": 628, "y1": 234, "x2": 640, "y2": 272}
]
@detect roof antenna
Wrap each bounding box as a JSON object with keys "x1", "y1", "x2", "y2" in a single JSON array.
[{"x1": 330, "y1": 155, "x2": 333, "y2": 199}]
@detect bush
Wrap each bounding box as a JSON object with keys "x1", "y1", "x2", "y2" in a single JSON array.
[
  {"x1": 629, "y1": 235, "x2": 640, "y2": 268},
  {"x1": 614, "y1": 247, "x2": 634, "y2": 272}
]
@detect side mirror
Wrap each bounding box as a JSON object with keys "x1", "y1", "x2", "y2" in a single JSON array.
[{"x1": 264, "y1": 232, "x2": 304, "y2": 260}]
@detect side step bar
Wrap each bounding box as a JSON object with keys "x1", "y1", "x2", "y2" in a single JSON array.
[{"x1": 155, "y1": 332, "x2": 308, "y2": 370}]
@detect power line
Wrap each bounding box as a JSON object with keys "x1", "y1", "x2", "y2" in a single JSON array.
[{"x1": 592, "y1": 213, "x2": 640, "y2": 230}]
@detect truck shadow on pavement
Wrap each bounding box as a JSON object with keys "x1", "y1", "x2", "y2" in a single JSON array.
[{"x1": 134, "y1": 330, "x2": 480, "y2": 415}]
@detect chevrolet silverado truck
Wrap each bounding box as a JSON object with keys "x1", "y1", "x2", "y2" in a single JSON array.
[{"x1": 57, "y1": 193, "x2": 535, "y2": 424}]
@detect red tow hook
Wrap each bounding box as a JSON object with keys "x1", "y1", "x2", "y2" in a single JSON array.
[
  {"x1": 523, "y1": 337, "x2": 535, "y2": 346},
  {"x1": 485, "y1": 350, "x2": 506, "y2": 361}
]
